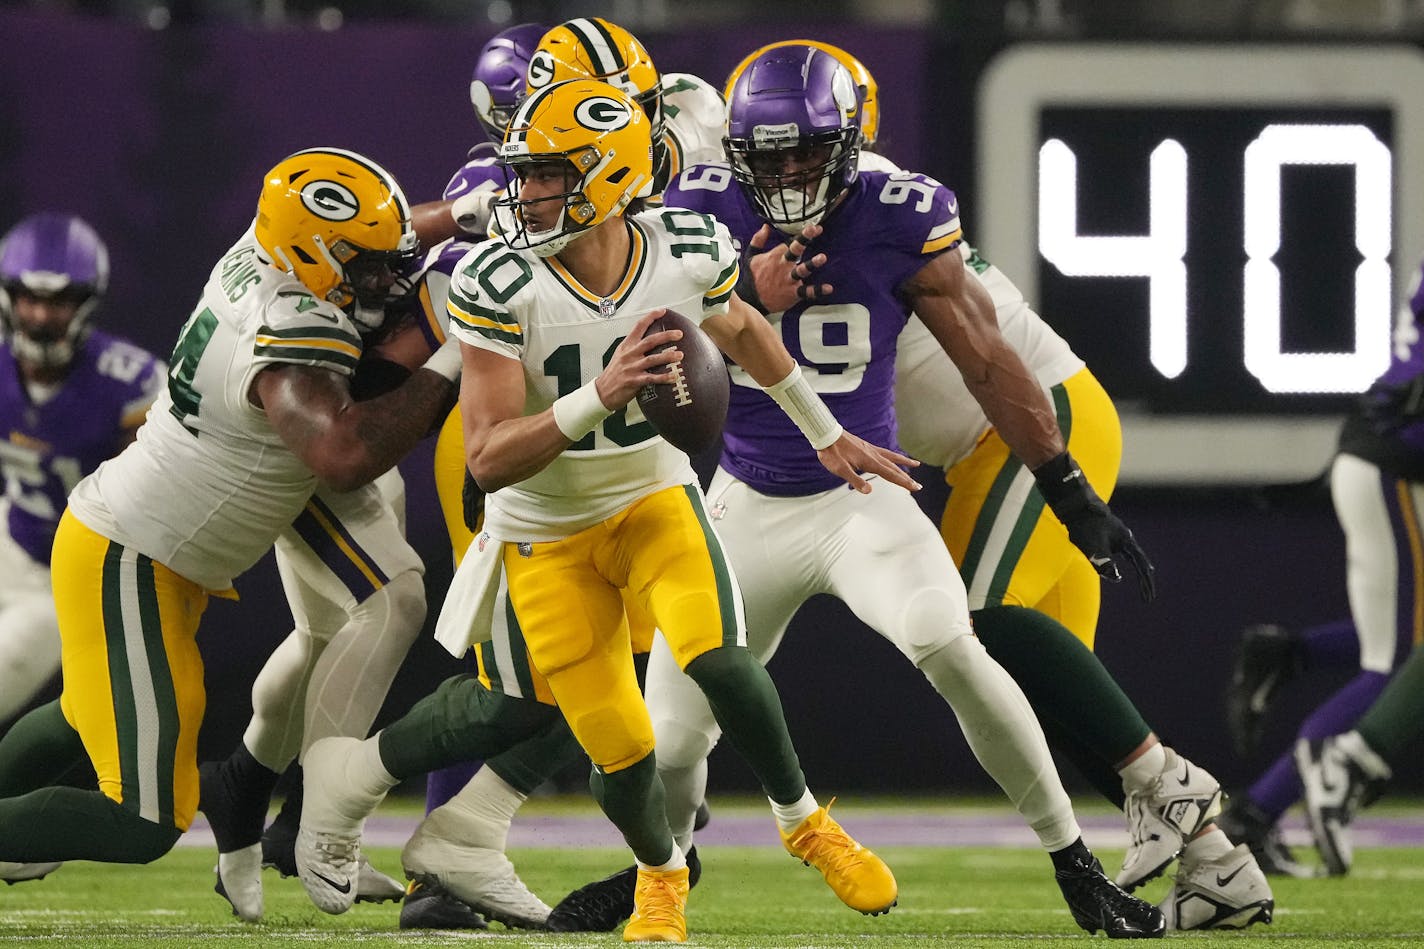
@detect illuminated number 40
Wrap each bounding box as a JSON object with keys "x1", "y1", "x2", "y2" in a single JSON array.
[{"x1": 1038, "y1": 124, "x2": 1391, "y2": 393}]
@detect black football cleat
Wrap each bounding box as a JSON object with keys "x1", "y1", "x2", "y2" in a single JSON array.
[
  {"x1": 694, "y1": 800, "x2": 712, "y2": 832},
  {"x1": 545, "y1": 846, "x2": 701, "y2": 932},
  {"x1": 400, "y1": 877, "x2": 490, "y2": 930},
  {"x1": 1227, "y1": 624, "x2": 1302, "y2": 758},
  {"x1": 1056, "y1": 850, "x2": 1166, "y2": 938}
]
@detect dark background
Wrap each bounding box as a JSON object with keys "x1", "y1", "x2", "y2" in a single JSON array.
[{"x1": 0, "y1": 5, "x2": 1410, "y2": 796}]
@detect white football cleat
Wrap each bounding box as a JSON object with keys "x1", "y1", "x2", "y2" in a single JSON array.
[
  {"x1": 0, "y1": 861, "x2": 61, "y2": 884},
  {"x1": 296, "y1": 737, "x2": 391, "y2": 915},
  {"x1": 1117, "y1": 748, "x2": 1223, "y2": 891},
  {"x1": 1296, "y1": 731, "x2": 1392, "y2": 876},
  {"x1": 356, "y1": 856, "x2": 407, "y2": 903},
  {"x1": 402, "y1": 810, "x2": 551, "y2": 929},
  {"x1": 214, "y1": 843, "x2": 264, "y2": 921},
  {"x1": 1160, "y1": 843, "x2": 1273, "y2": 930}
]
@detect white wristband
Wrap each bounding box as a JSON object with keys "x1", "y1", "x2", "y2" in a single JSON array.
[
  {"x1": 421, "y1": 337, "x2": 462, "y2": 383},
  {"x1": 552, "y1": 379, "x2": 614, "y2": 441},
  {"x1": 764, "y1": 365, "x2": 843, "y2": 450},
  {"x1": 451, "y1": 190, "x2": 496, "y2": 236}
]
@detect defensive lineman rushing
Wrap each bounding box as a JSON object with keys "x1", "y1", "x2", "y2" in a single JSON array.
[
  {"x1": 641, "y1": 43, "x2": 1163, "y2": 938},
  {"x1": 0, "y1": 214, "x2": 164, "y2": 738},
  {"x1": 0, "y1": 148, "x2": 459, "y2": 875},
  {"x1": 295, "y1": 77, "x2": 910, "y2": 944}
]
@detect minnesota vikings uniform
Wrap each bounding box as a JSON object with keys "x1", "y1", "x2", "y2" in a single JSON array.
[
  {"x1": 51, "y1": 232, "x2": 381, "y2": 833},
  {"x1": 443, "y1": 208, "x2": 746, "y2": 770},
  {"x1": 646, "y1": 163, "x2": 1081, "y2": 853},
  {"x1": 0, "y1": 331, "x2": 163, "y2": 725}
]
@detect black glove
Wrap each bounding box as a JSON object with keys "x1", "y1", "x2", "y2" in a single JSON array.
[
  {"x1": 462, "y1": 467, "x2": 485, "y2": 533},
  {"x1": 1032, "y1": 451, "x2": 1155, "y2": 602}
]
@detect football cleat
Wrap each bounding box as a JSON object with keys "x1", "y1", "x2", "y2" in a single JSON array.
[
  {"x1": 1160, "y1": 843, "x2": 1273, "y2": 930},
  {"x1": 1055, "y1": 849, "x2": 1165, "y2": 938},
  {"x1": 401, "y1": 811, "x2": 551, "y2": 929},
  {"x1": 259, "y1": 786, "x2": 302, "y2": 877},
  {"x1": 1296, "y1": 731, "x2": 1391, "y2": 876},
  {"x1": 1214, "y1": 797, "x2": 1319, "y2": 878},
  {"x1": 1117, "y1": 749, "x2": 1223, "y2": 890},
  {"x1": 547, "y1": 847, "x2": 702, "y2": 933},
  {"x1": 780, "y1": 801, "x2": 897, "y2": 916},
  {"x1": 1227, "y1": 624, "x2": 1302, "y2": 758},
  {"x1": 295, "y1": 737, "x2": 391, "y2": 915},
  {"x1": 400, "y1": 877, "x2": 489, "y2": 930},
  {"x1": 355, "y1": 857, "x2": 407, "y2": 903},
  {"x1": 0, "y1": 861, "x2": 62, "y2": 885},
  {"x1": 622, "y1": 865, "x2": 690, "y2": 943},
  {"x1": 213, "y1": 843, "x2": 264, "y2": 922},
  {"x1": 693, "y1": 800, "x2": 711, "y2": 832}
]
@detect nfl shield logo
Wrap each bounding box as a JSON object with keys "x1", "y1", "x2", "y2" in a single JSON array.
[
  {"x1": 477, "y1": 532, "x2": 490, "y2": 552},
  {"x1": 597, "y1": 298, "x2": 617, "y2": 319}
]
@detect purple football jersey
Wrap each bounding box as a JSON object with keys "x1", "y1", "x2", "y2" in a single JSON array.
[
  {"x1": 663, "y1": 165, "x2": 961, "y2": 495},
  {"x1": 0, "y1": 329, "x2": 162, "y2": 563},
  {"x1": 442, "y1": 149, "x2": 504, "y2": 203}
]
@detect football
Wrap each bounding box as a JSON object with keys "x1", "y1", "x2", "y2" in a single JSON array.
[{"x1": 635, "y1": 309, "x2": 730, "y2": 454}]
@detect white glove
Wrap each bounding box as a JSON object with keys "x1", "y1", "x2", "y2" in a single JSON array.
[{"x1": 451, "y1": 189, "x2": 497, "y2": 236}]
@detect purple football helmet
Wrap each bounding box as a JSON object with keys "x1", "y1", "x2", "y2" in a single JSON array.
[
  {"x1": 724, "y1": 44, "x2": 864, "y2": 233},
  {"x1": 0, "y1": 212, "x2": 109, "y2": 370},
  {"x1": 471, "y1": 23, "x2": 548, "y2": 142}
]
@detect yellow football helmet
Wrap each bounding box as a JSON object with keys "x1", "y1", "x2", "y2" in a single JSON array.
[
  {"x1": 253, "y1": 147, "x2": 418, "y2": 314},
  {"x1": 725, "y1": 40, "x2": 880, "y2": 147},
  {"x1": 525, "y1": 18, "x2": 665, "y2": 164},
  {"x1": 495, "y1": 79, "x2": 654, "y2": 257}
]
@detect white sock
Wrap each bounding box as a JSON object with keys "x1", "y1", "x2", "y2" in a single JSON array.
[
  {"x1": 1118, "y1": 743, "x2": 1169, "y2": 792},
  {"x1": 439, "y1": 767, "x2": 527, "y2": 850},
  {"x1": 1182, "y1": 825, "x2": 1234, "y2": 864},
  {"x1": 361, "y1": 732, "x2": 399, "y2": 794},
  {"x1": 769, "y1": 788, "x2": 818, "y2": 834},
  {"x1": 637, "y1": 844, "x2": 687, "y2": 874},
  {"x1": 919, "y1": 635, "x2": 1081, "y2": 850}
]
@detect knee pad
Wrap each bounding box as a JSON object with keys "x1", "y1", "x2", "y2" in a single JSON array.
[
  {"x1": 568, "y1": 703, "x2": 654, "y2": 773},
  {"x1": 354, "y1": 569, "x2": 426, "y2": 649},
  {"x1": 898, "y1": 587, "x2": 974, "y2": 666}
]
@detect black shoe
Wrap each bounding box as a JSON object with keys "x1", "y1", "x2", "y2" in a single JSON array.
[
  {"x1": 1055, "y1": 850, "x2": 1165, "y2": 938},
  {"x1": 198, "y1": 756, "x2": 272, "y2": 855},
  {"x1": 1227, "y1": 624, "x2": 1302, "y2": 758},
  {"x1": 694, "y1": 800, "x2": 711, "y2": 831},
  {"x1": 545, "y1": 845, "x2": 701, "y2": 932},
  {"x1": 260, "y1": 779, "x2": 302, "y2": 878},
  {"x1": 400, "y1": 878, "x2": 490, "y2": 930},
  {"x1": 1215, "y1": 797, "x2": 1318, "y2": 878}
]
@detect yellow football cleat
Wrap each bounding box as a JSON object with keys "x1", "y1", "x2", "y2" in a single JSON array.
[
  {"x1": 622, "y1": 864, "x2": 690, "y2": 943},
  {"x1": 780, "y1": 800, "x2": 898, "y2": 915}
]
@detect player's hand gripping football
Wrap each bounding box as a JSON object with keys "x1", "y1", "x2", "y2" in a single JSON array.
[
  {"x1": 818, "y1": 433, "x2": 922, "y2": 496},
  {"x1": 595, "y1": 309, "x2": 684, "y2": 409},
  {"x1": 1032, "y1": 452, "x2": 1156, "y2": 601},
  {"x1": 746, "y1": 222, "x2": 832, "y2": 312}
]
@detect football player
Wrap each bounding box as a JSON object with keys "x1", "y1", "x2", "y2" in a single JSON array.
[
  {"x1": 1268, "y1": 255, "x2": 1424, "y2": 876},
  {"x1": 0, "y1": 214, "x2": 164, "y2": 732},
  {"x1": 723, "y1": 40, "x2": 1273, "y2": 930},
  {"x1": 0, "y1": 149, "x2": 459, "y2": 877},
  {"x1": 292, "y1": 77, "x2": 911, "y2": 944},
  {"x1": 642, "y1": 44, "x2": 1165, "y2": 938}
]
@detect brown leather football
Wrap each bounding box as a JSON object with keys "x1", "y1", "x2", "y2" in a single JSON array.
[{"x1": 635, "y1": 309, "x2": 730, "y2": 454}]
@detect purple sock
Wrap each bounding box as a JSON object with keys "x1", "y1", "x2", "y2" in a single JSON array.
[
  {"x1": 423, "y1": 761, "x2": 482, "y2": 814},
  {"x1": 1298, "y1": 670, "x2": 1389, "y2": 740},
  {"x1": 1298, "y1": 619, "x2": 1360, "y2": 669},
  {"x1": 1247, "y1": 670, "x2": 1390, "y2": 819}
]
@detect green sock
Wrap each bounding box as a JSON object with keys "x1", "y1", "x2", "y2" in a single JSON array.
[
  {"x1": 378, "y1": 674, "x2": 563, "y2": 781},
  {"x1": 1356, "y1": 644, "x2": 1424, "y2": 768},
  {"x1": 684, "y1": 646, "x2": 806, "y2": 804},
  {"x1": 0, "y1": 699, "x2": 87, "y2": 797},
  {"x1": 486, "y1": 716, "x2": 584, "y2": 797},
  {"x1": 589, "y1": 754, "x2": 674, "y2": 866},
  {"x1": 0, "y1": 786, "x2": 180, "y2": 863},
  {"x1": 973, "y1": 606, "x2": 1151, "y2": 776}
]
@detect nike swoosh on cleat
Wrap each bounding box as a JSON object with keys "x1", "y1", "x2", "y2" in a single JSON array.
[
  {"x1": 1215, "y1": 862, "x2": 1249, "y2": 887},
  {"x1": 1177, "y1": 765, "x2": 1192, "y2": 787},
  {"x1": 312, "y1": 871, "x2": 352, "y2": 894}
]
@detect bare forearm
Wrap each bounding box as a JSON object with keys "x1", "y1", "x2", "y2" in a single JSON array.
[
  {"x1": 331, "y1": 369, "x2": 455, "y2": 489},
  {"x1": 467, "y1": 410, "x2": 573, "y2": 493},
  {"x1": 963, "y1": 351, "x2": 1063, "y2": 469}
]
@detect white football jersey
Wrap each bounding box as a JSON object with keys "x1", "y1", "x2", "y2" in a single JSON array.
[
  {"x1": 446, "y1": 208, "x2": 738, "y2": 542},
  {"x1": 67, "y1": 230, "x2": 366, "y2": 590},
  {"x1": 657, "y1": 72, "x2": 727, "y2": 188},
  {"x1": 852, "y1": 152, "x2": 1085, "y2": 469}
]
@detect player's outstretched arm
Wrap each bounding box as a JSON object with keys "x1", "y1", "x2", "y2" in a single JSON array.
[
  {"x1": 460, "y1": 310, "x2": 684, "y2": 493},
  {"x1": 702, "y1": 294, "x2": 920, "y2": 495},
  {"x1": 906, "y1": 250, "x2": 1154, "y2": 599},
  {"x1": 253, "y1": 348, "x2": 459, "y2": 492}
]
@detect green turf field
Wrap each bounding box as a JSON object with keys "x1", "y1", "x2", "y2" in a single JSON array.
[{"x1": 3, "y1": 800, "x2": 1422, "y2": 947}]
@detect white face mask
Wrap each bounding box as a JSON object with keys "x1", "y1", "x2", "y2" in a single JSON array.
[{"x1": 762, "y1": 176, "x2": 834, "y2": 235}]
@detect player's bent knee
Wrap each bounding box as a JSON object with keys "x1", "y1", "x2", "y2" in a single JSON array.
[
  {"x1": 568, "y1": 704, "x2": 654, "y2": 773},
  {"x1": 650, "y1": 716, "x2": 715, "y2": 770},
  {"x1": 368, "y1": 569, "x2": 427, "y2": 645},
  {"x1": 897, "y1": 587, "x2": 974, "y2": 665}
]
